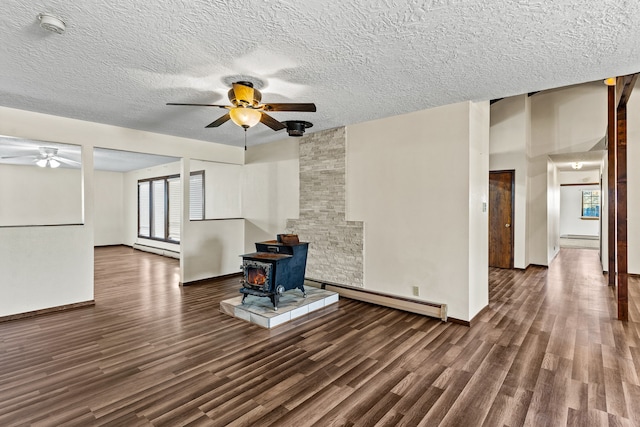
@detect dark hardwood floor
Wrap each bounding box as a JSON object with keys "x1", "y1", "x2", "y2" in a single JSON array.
[{"x1": 1, "y1": 246, "x2": 639, "y2": 426}]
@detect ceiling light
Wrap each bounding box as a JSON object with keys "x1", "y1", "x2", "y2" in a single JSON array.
[
  {"x1": 38, "y1": 13, "x2": 66, "y2": 34},
  {"x1": 572, "y1": 162, "x2": 583, "y2": 170},
  {"x1": 604, "y1": 77, "x2": 616, "y2": 86},
  {"x1": 283, "y1": 120, "x2": 313, "y2": 137},
  {"x1": 36, "y1": 157, "x2": 61, "y2": 168},
  {"x1": 229, "y1": 107, "x2": 262, "y2": 129}
]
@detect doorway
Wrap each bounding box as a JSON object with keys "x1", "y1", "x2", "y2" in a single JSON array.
[
  {"x1": 558, "y1": 182, "x2": 600, "y2": 250},
  {"x1": 489, "y1": 170, "x2": 514, "y2": 268}
]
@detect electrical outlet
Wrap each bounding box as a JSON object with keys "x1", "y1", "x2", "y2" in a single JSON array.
[{"x1": 412, "y1": 286, "x2": 420, "y2": 297}]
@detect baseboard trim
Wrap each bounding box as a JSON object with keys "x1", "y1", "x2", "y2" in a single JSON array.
[
  {"x1": 447, "y1": 305, "x2": 490, "y2": 327},
  {"x1": 527, "y1": 264, "x2": 548, "y2": 270},
  {"x1": 181, "y1": 272, "x2": 242, "y2": 286},
  {"x1": 305, "y1": 278, "x2": 447, "y2": 322},
  {"x1": 511, "y1": 264, "x2": 548, "y2": 271},
  {"x1": 0, "y1": 300, "x2": 95, "y2": 323},
  {"x1": 448, "y1": 317, "x2": 470, "y2": 326}
]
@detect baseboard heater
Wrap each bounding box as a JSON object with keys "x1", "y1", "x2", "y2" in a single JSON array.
[
  {"x1": 132, "y1": 243, "x2": 180, "y2": 259},
  {"x1": 560, "y1": 234, "x2": 599, "y2": 240},
  {"x1": 305, "y1": 279, "x2": 447, "y2": 322}
]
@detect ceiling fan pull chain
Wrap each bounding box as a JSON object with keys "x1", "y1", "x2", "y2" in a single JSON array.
[{"x1": 244, "y1": 128, "x2": 247, "y2": 151}]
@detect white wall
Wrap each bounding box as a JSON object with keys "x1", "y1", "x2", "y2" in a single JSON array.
[
  {"x1": 530, "y1": 84, "x2": 607, "y2": 157},
  {"x1": 560, "y1": 184, "x2": 600, "y2": 237},
  {"x1": 94, "y1": 170, "x2": 124, "y2": 246},
  {"x1": 243, "y1": 139, "x2": 299, "y2": 252},
  {"x1": 527, "y1": 155, "x2": 549, "y2": 265},
  {"x1": 180, "y1": 158, "x2": 245, "y2": 283},
  {"x1": 626, "y1": 89, "x2": 640, "y2": 274},
  {"x1": 468, "y1": 101, "x2": 490, "y2": 319},
  {"x1": 347, "y1": 101, "x2": 488, "y2": 321},
  {"x1": 0, "y1": 225, "x2": 93, "y2": 316},
  {"x1": 0, "y1": 164, "x2": 82, "y2": 226},
  {"x1": 547, "y1": 162, "x2": 560, "y2": 262},
  {"x1": 191, "y1": 160, "x2": 242, "y2": 219},
  {"x1": 0, "y1": 106, "x2": 242, "y2": 317},
  {"x1": 181, "y1": 218, "x2": 245, "y2": 283},
  {"x1": 558, "y1": 170, "x2": 599, "y2": 185},
  {"x1": 0, "y1": 144, "x2": 94, "y2": 317},
  {"x1": 489, "y1": 95, "x2": 530, "y2": 268}
]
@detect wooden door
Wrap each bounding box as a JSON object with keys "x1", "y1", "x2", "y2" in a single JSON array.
[{"x1": 489, "y1": 170, "x2": 514, "y2": 268}]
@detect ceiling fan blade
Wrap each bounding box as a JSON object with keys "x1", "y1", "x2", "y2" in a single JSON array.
[
  {"x1": 261, "y1": 103, "x2": 317, "y2": 112},
  {"x1": 206, "y1": 113, "x2": 231, "y2": 128},
  {"x1": 232, "y1": 83, "x2": 255, "y2": 106},
  {"x1": 0, "y1": 155, "x2": 31, "y2": 159},
  {"x1": 259, "y1": 113, "x2": 286, "y2": 131},
  {"x1": 166, "y1": 103, "x2": 229, "y2": 108},
  {"x1": 54, "y1": 156, "x2": 80, "y2": 166}
]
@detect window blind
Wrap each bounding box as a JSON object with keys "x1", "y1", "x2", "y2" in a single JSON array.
[
  {"x1": 190, "y1": 172, "x2": 204, "y2": 220},
  {"x1": 138, "y1": 181, "x2": 150, "y2": 237},
  {"x1": 168, "y1": 177, "x2": 181, "y2": 241},
  {"x1": 151, "y1": 180, "x2": 165, "y2": 239}
]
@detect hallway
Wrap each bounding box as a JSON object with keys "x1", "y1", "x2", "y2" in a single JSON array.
[
  {"x1": 485, "y1": 248, "x2": 639, "y2": 426},
  {"x1": 0, "y1": 247, "x2": 638, "y2": 425}
]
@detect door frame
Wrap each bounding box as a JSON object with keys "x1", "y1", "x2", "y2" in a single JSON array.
[{"x1": 489, "y1": 169, "x2": 515, "y2": 269}]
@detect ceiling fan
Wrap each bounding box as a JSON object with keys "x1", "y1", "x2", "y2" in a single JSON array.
[
  {"x1": 0, "y1": 147, "x2": 80, "y2": 168},
  {"x1": 167, "y1": 81, "x2": 316, "y2": 131}
]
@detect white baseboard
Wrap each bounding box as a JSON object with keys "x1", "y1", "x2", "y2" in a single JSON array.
[{"x1": 133, "y1": 243, "x2": 180, "y2": 259}]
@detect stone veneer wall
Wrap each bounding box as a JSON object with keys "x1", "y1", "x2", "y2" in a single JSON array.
[{"x1": 286, "y1": 127, "x2": 364, "y2": 287}]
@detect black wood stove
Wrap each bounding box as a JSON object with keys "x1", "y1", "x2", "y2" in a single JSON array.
[{"x1": 239, "y1": 234, "x2": 309, "y2": 310}]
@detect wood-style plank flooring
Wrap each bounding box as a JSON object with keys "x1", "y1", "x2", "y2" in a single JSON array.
[{"x1": 1, "y1": 247, "x2": 639, "y2": 426}]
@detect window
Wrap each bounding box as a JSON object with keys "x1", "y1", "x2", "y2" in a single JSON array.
[
  {"x1": 189, "y1": 172, "x2": 204, "y2": 220},
  {"x1": 581, "y1": 189, "x2": 600, "y2": 219},
  {"x1": 167, "y1": 177, "x2": 181, "y2": 241},
  {"x1": 138, "y1": 171, "x2": 204, "y2": 242}
]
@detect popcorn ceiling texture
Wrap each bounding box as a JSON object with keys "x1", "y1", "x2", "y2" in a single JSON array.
[
  {"x1": 1, "y1": 0, "x2": 640, "y2": 149},
  {"x1": 286, "y1": 127, "x2": 364, "y2": 287}
]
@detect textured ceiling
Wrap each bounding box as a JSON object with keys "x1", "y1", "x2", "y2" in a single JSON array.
[{"x1": 1, "y1": 0, "x2": 640, "y2": 149}]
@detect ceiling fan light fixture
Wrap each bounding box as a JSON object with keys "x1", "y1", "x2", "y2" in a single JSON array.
[
  {"x1": 49, "y1": 158, "x2": 61, "y2": 168},
  {"x1": 229, "y1": 107, "x2": 261, "y2": 128},
  {"x1": 36, "y1": 158, "x2": 47, "y2": 168}
]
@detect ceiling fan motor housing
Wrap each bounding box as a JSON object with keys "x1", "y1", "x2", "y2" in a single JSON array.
[{"x1": 228, "y1": 81, "x2": 261, "y2": 106}]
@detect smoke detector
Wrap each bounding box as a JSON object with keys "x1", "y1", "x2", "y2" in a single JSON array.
[{"x1": 38, "y1": 13, "x2": 66, "y2": 34}]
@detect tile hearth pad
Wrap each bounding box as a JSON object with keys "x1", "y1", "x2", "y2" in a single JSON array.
[{"x1": 220, "y1": 286, "x2": 339, "y2": 328}]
